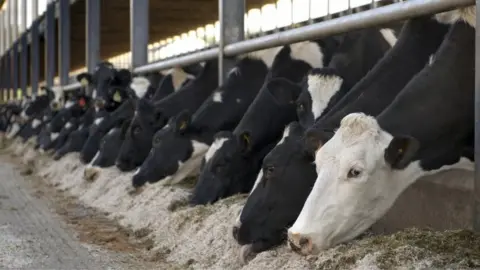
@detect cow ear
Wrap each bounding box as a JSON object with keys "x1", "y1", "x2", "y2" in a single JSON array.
[
  {"x1": 384, "y1": 135, "x2": 419, "y2": 170},
  {"x1": 116, "y1": 69, "x2": 132, "y2": 86},
  {"x1": 303, "y1": 129, "x2": 326, "y2": 157},
  {"x1": 77, "y1": 73, "x2": 93, "y2": 86},
  {"x1": 266, "y1": 78, "x2": 302, "y2": 105},
  {"x1": 174, "y1": 110, "x2": 190, "y2": 133},
  {"x1": 238, "y1": 131, "x2": 252, "y2": 153}
]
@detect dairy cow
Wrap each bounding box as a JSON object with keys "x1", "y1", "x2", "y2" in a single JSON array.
[
  {"x1": 190, "y1": 77, "x2": 305, "y2": 205},
  {"x1": 287, "y1": 12, "x2": 474, "y2": 254},
  {"x1": 115, "y1": 61, "x2": 217, "y2": 172},
  {"x1": 191, "y1": 26, "x2": 396, "y2": 206},
  {"x1": 232, "y1": 15, "x2": 451, "y2": 260},
  {"x1": 132, "y1": 39, "x2": 339, "y2": 188}
]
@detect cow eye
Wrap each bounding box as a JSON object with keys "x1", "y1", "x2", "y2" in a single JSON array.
[
  {"x1": 297, "y1": 102, "x2": 304, "y2": 113},
  {"x1": 347, "y1": 168, "x2": 362, "y2": 178},
  {"x1": 264, "y1": 166, "x2": 274, "y2": 179},
  {"x1": 133, "y1": 126, "x2": 141, "y2": 135},
  {"x1": 153, "y1": 135, "x2": 161, "y2": 145}
]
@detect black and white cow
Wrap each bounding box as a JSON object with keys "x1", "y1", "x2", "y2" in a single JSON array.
[
  {"x1": 287, "y1": 12, "x2": 474, "y2": 255},
  {"x1": 115, "y1": 61, "x2": 217, "y2": 172},
  {"x1": 131, "y1": 39, "x2": 339, "y2": 189},
  {"x1": 191, "y1": 26, "x2": 397, "y2": 206},
  {"x1": 83, "y1": 120, "x2": 130, "y2": 181},
  {"x1": 190, "y1": 77, "x2": 304, "y2": 205},
  {"x1": 296, "y1": 26, "x2": 399, "y2": 128},
  {"x1": 232, "y1": 15, "x2": 451, "y2": 259}
]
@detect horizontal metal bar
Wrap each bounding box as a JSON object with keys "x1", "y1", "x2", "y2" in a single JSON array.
[
  {"x1": 62, "y1": 82, "x2": 82, "y2": 91},
  {"x1": 224, "y1": 0, "x2": 474, "y2": 56},
  {"x1": 133, "y1": 48, "x2": 218, "y2": 74}
]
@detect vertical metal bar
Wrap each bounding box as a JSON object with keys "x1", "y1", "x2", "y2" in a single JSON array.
[
  {"x1": 474, "y1": 0, "x2": 480, "y2": 232},
  {"x1": 12, "y1": 43, "x2": 18, "y2": 100},
  {"x1": 58, "y1": 0, "x2": 70, "y2": 86},
  {"x1": 32, "y1": 0, "x2": 38, "y2": 21},
  {"x1": 0, "y1": 12, "x2": 4, "y2": 57},
  {"x1": 86, "y1": 0, "x2": 100, "y2": 73},
  {"x1": 218, "y1": 0, "x2": 245, "y2": 85},
  {"x1": 6, "y1": 1, "x2": 10, "y2": 50},
  {"x1": 6, "y1": 51, "x2": 10, "y2": 99},
  {"x1": 21, "y1": 0, "x2": 26, "y2": 34},
  {"x1": 31, "y1": 21, "x2": 39, "y2": 95},
  {"x1": 45, "y1": 3, "x2": 55, "y2": 87},
  {"x1": 20, "y1": 34, "x2": 27, "y2": 95},
  {"x1": 11, "y1": 0, "x2": 17, "y2": 44},
  {"x1": 130, "y1": 0, "x2": 149, "y2": 69}
]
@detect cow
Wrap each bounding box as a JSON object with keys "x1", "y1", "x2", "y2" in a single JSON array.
[
  {"x1": 83, "y1": 120, "x2": 130, "y2": 181},
  {"x1": 287, "y1": 14, "x2": 474, "y2": 255},
  {"x1": 232, "y1": 15, "x2": 451, "y2": 260},
  {"x1": 115, "y1": 61, "x2": 218, "y2": 172},
  {"x1": 191, "y1": 26, "x2": 397, "y2": 206},
  {"x1": 296, "y1": 26, "x2": 399, "y2": 128},
  {"x1": 190, "y1": 77, "x2": 304, "y2": 205},
  {"x1": 131, "y1": 40, "x2": 339, "y2": 189},
  {"x1": 79, "y1": 92, "x2": 135, "y2": 164}
]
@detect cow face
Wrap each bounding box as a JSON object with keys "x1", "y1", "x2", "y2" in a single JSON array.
[
  {"x1": 287, "y1": 113, "x2": 419, "y2": 254},
  {"x1": 131, "y1": 111, "x2": 209, "y2": 188},
  {"x1": 296, "y1": 68, "x2": 344, "y2": 128},
  {"x1": 93, "y1": 121, "x2": 129, "y2": 168},
  {"x1": 233, "y1": 122, "x2": 317, "y2": 255},
  {"x1": 116, "y1": 98, "x2": 165, "y2": 172},
  {"x1": 53, "y1": 128, "x2": 90, "y2": 160},
  {"x1": 190, "y1": 130, "x2": 275, "y2": 205}
]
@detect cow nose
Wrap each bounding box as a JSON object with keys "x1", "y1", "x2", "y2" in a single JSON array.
[
  {"x1": 232, "y1": 225, "x2": 240, "y2": 241},
  {"x1": 287, "y1": 231, "x2": 313, "y2": 255}
]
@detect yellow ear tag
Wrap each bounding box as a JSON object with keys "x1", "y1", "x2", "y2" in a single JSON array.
[
  {"x1": 243, "y1": 133, "x2": 250, "y2": 145},
  {"x1": 80, "y1": 78, "x2": 89, "y2": 86},
  {"x1": 398, "y1": 148, "x2": 403, "y2": 154},
  {"x1": 113, "y1": 91, "x2": 122, "y2": 102},
  {"x1": 16, "y1": 89, "x2": 22, "y2": 100},
  {"x1": 179, "y1": 121, "x2": 187, "y2": 130}
]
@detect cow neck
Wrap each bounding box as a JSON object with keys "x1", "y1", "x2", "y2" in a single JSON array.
[
  {"x1": 312, "y1": 16, "x2": 450, "y2": 135},
  {"x1": 378, "y1": 21, "x2": 474, "y2": 163},
  {"x1": 232, "y1": 85, "x2": 298, "y2": 150}
]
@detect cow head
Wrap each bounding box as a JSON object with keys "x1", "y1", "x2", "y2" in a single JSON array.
[
  {"x1": 233, "y1": 122, "x2": 316, "y2": 258},
  {"x1": 116, "y1": 98, "x2": 165, "y2": 171},
  {"x1": 131, "y1": 110, "x2": 209, "y2": 188},
  {"x1": 287, "y1": 113, "x2": 419, "y2": 254}
]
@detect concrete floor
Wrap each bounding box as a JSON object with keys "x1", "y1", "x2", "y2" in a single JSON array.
[{"x1": 0, "y1": 162, "x2": 137, "y2": 270}]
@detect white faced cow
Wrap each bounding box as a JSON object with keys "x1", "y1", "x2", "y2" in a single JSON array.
[{"x1": 287, "y1": 8, "x2": 475, "y2": 255}]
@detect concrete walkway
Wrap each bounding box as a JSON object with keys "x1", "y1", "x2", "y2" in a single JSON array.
[{"x1": 0, "y1": 162, "x2": 135, "y2": 270}]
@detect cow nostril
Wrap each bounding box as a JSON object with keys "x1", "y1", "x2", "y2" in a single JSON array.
[
  {"x1": 232, "y1": 226, "x2": 240, "y2": 240},
  {"x1": 287, "y1": 232, "x2": 313, "y2": 255}
]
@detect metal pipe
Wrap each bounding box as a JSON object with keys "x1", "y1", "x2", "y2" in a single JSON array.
[
  {"x1": 62, "y1": 82, "x2": 82, "y2": 91},
  {"x1": 473, "y1": 0, "x2": 480, "y2": 232},
  {"x1": 218, "y1": 0, "x2": 245, "y2": 85},
  {"x1": 134, "y1": 0, "x2": 472, "y2": 74},
  {"x1": 45, "y1": 3, "x2": 55, "y2": 87},
  {"x1": 11, "y1": 0, "x2": 17, "y2": 44},
  {"x1": 12, "y1": 44, "x2": 18, "y2": 99},
  {"x1": 130, "y1": 0, "x2": 149, "y2": 69},
  {"x1": 32, "y1": 0, "x2": 38, "y2": 21},
  {"x1": 6, "y1": 1, "x2": 10, "y2": 50},
  {"x1": 223, "y1": 0, "x2": 474, "y2": 56},
  {"x1": 133, "y1": 48, "x2": 218, "y2": 74},
  {"x1": 30, "y1": 21, "x2": 39, "y2": 94},
  {"x1": 86, "y1": 0, "x2": 100, "y2": 73},
  {"x1": 21, "y1": 0, "x2": 26, "y2": 34},
  {"x1": 0, "y1": 12, "x2": 4, "y2": 57},
  {"x1": 58, "y1": 0, "x2": 70, "y2": 85},
  {"x1": 20, "y1": 35, "x2": 27, "y2": 95}
]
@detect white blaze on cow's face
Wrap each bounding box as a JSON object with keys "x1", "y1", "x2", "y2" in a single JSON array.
[
  {"x1": 288, "y1": 113, "x2": 417, "y2": 252},
  {"x1": 32, "y1": 119, "x2": 42, "y2": 129},
  {"x1": 204, "y1": 137, "x2": 229, "y2": 163},
  {"x1": 130, "y1": 76, "x2": 151, "y2": 98},
  {"x1": 308, "y1": 74, "x2": 343, "y2": 120},
  {"x1": 212, "y1": 91, "x2": 223, "y2": 103},
  {"x1": 65, "y1": 100, "x2": 75, "y2": 108}
]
